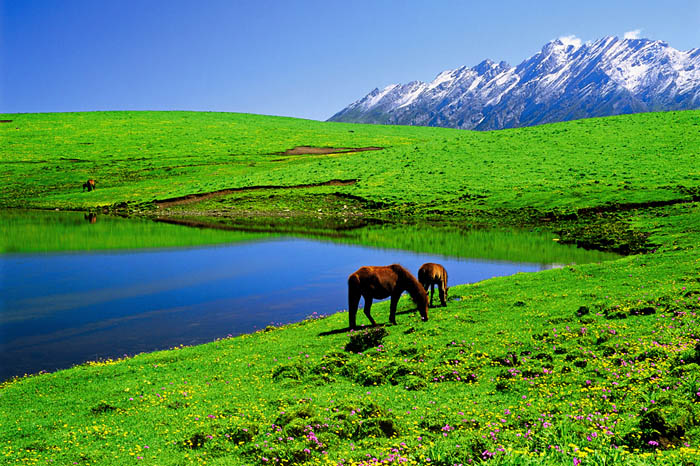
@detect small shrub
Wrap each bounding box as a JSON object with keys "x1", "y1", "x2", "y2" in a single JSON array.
[
  {"x1": 275, "y1": 405, "x2": 315, "y2": 427},
  {"x1": 181, "y1": 432, "x2": 208, "y2": 450},
  {"x1": 495, "y1": 379, "x2": 511, "y2": 391},
  {"x1": 356, "y1": 417, "x2": 399, "y2": 439},
  {"x1": 224, "y1": 425, "x2": 257, "y2": 444},
  {"x1": 272, "y1": 362, "x2": 306, "y2": 381},
  {"x1": 345, "y1": 326, "x2": 388, "y2": 353},
  {"x1": 401, "y1": 375, "x2": 427, "y2": 391},
  {"x1": 355, "y1": 367, "x2": 386, "y2": 386},
  {"x1": 318, "y1": 350, "x2": 349, "y2": 368},
  {"x1": 492, "y1": 353, "x2": 520, "y2": 366},
  {"x1": 676, "y1": 342, "x2": 700, "y2": 365},
  {"x1": 90, "y1": 401, "x2": 117, "y2": 415}
]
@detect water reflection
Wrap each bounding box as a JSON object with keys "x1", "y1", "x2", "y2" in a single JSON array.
[{"x1": 2, "y1": 238, "x2": 548, "y2": 380}]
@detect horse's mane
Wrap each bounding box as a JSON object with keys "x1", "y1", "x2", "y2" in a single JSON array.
[{"x1": 390, "y1": 264, "x2": 428, "y2": 308}]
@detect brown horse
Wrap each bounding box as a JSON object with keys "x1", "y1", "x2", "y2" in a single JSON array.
[
  {"x1": 347, "y1": 264, "x2": 428, "y2": 330},
  {"x1": 82, "y1": 179, "x2": 96, "y2": 192},
  {"x1": 418, "y1": 263, "x2": 448, "y2": 307}
]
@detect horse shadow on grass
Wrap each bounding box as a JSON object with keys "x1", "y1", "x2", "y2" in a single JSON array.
[{"x1": 317, "y1": 309, "x2": 415, "y2": 337}]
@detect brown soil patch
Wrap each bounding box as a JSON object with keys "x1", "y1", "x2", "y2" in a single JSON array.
[
  {"x1": 154, "y1": 179, "x2": 357, "y2": 208},
  {"x1": 0, "y1": 120, "x2": 13, "y2": 123},
  {"x1": 59, "y1": 157, "x2": 89, "y2": 163},
  {"x1": 275, "y1": 146, "x2": 383, "y2": 155}
]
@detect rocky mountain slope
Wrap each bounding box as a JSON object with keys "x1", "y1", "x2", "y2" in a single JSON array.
[{"x1": 329, "y1": 36, "x2": 700, "y2": 130}]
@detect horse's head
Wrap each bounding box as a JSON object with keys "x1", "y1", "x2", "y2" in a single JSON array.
[{"x1": 418, "y1": 292, "x2": 429, "y2": 322}]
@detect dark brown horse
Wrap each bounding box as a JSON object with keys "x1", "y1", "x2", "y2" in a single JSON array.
[
  {"x1": 347, "y1": 264, "x2": 428, "y2": 330},
  {"x1": 82, "y1": 179, "x2": 96, "y2": 192},
  {"x1": 418, "y1": 263, "x2": 448, "y2": 307}
]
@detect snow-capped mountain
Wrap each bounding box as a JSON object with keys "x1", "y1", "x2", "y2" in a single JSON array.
[{"x1": 328, "y1": 36, "x2": 700, "y2": 130}]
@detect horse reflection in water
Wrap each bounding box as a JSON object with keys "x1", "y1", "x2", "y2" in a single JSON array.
[
  {"x1": 347, "y1": 264, "x2": 428, "y2": 330},
  {"x1": 84, "y1": 213, "x2": 97, "y2": 224}
]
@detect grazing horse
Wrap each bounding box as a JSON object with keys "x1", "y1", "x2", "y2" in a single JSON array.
[
  {"x1": 418, "y1": 263, "x2": 448, "y2": 307},
  {"x1": 82, "y1": 179, "x2": 96, "y2": 192},
  {"x1": 347, "y1": 264, "x2": 428, "y2": 330}
]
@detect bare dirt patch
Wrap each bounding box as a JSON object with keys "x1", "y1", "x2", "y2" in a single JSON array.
[
  {"x1": 274, "y1": 146, "x2": 383, "y2": 155},
  {"x1": 0, "y1": 120, "x2": 13, "y2": 123},
  {"x1": 154, "y1": 179, "x2": 357, "y2": 208},
  {"x1": 59, "y1": 157, "x2": 89, "y2": 163}
]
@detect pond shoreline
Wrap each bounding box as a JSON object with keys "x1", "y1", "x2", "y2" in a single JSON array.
[{"x1": 1, "y1": 210, "x2": 619, "y2": 381}]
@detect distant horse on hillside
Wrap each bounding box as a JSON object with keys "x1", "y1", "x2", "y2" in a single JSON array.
[
  {"x1": 347, "y1": 264, "x2": 428, "y2": 330},
  {"x1": 82, "y1": 179, "x2": 96, "y2": 192},
  {"x1": 418, "y1": 263, "x2": 448, "y2": 307}
]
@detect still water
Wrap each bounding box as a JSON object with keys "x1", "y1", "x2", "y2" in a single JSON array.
[{"x1": 0, "y1": 213, "x2": 615, "y2": 381}]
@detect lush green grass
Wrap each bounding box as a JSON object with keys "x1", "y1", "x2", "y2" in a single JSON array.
[
  {"x1": 1, "y1": 110, "x2": 698, "y2": 214},
  {"x1": 1, "y1": 110, "x2": 699, "y2": 465}
]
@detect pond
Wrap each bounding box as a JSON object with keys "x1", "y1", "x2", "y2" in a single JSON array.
[{"x1": 0, "y1": 211, "x2": 618, "y2": 381}]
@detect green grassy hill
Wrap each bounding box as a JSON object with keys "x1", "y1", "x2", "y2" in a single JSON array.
[
  {"x1": 1, "y1": 111, "x2": 699, "y2": 465},
  {"x1": 1, "y1": 110, "x2": 698, "y2": 213}
]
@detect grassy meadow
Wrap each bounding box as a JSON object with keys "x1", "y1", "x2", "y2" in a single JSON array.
[
  {"x1": 1, "y1": 110, "x2": 698, "y2": 214},
  {"x1": 1, "y1": 110, "x2": 699, "y2": 465}
]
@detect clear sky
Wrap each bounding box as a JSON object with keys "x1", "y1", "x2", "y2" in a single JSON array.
[{"x1": 2, "y1": 0, "x2": 699, "y2": 120}]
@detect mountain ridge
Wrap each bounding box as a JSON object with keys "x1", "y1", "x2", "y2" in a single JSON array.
[{"x1": 328, "y1": 36, "x2": 700, "y2": 130}]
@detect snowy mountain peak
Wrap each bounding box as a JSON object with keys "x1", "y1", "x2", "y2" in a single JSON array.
[
  {"x1": 474, "y1": 59, "x2": 511, "y2": 75},
  {"x1": 329, "y1": 36, "x2": 700, "y2": 130},
  {"x1": 543, "y1": 38, "x2": 580, "y2": 55}
]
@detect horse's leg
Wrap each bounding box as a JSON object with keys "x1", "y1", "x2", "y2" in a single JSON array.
[
  {"x1": 429, "y1": 283, "x2": 435, "y2": 307},
  {"x1": 348, "y1": 285, "x2": 361, "y2": 330},
  {"x1": 389, "y1": 293, "x2": 402, "y2": 325},
  {"x1": 363, "y1": 296, "x2": 377, "y2": 326},
  {"x1": 439, "y1": 280, "x2": 447, "y2": 307}
]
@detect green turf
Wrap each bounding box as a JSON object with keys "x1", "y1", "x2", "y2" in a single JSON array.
[
  {"x1": 1, "y1": 111, "x2": 698, "y2": 214},
  {"x1": 1, "y1": 110, "x2": 699, "y2": 465}
]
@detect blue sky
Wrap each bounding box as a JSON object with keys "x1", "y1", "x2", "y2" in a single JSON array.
[{"x1": 1, "y1": 0, "x2": 699, "y2": 120}]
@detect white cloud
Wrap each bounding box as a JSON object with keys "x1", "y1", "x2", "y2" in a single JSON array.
[
  {"x1": 558, "y1": 35, "x2": 582, "y2": 48},
  {"x1": 624, "y1": 29, "x2": 642, "y2": 39}
]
